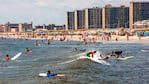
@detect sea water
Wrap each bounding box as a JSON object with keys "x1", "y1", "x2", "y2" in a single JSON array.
[{"x1": 0, "y1": 39, "x2": 149, "y2": 84}]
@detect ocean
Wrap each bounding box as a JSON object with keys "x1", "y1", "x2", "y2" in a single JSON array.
[{"x1": 0, "y1": 38, "x2": 149, "y2": 84}]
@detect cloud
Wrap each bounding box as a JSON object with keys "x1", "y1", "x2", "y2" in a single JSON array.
[
  {"x1": 34, "y1": 0, "x2": 59, "y2": 7},
  {"x1": 34, "y1": 0, "x2": 49, "y2": 7},
  {"x1": 56, "y1": 0, "x2": 101, "y2": 9}
]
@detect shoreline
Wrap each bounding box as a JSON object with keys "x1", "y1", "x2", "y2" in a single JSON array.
[{"x1": 0, "y1": 34, "x2": 149, "y2": 44}]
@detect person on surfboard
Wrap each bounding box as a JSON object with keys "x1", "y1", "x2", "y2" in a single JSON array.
[
  {"x1": 46, "y1": 70, "x2": 51, "y2": 74},
  {"x1": 39, "y1": 70, "x2": 65, "y2": 77},
  {"x1": 104, "y1": 50, "x2": 123, "y2": 59},
  {"x1": 5, "y1": 54, "x2": 11, "y2": 61},
  {"x1": 86, "y1": 50, "x2": 96, "y2": 58}
]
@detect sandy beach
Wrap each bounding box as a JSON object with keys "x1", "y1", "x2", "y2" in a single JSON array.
[
  {"x1": 0, "y1": 31, "x2": 149, "y2": 44},
  {"x1": 0, "y1": 33, "x2": 149, "y2": 43}
]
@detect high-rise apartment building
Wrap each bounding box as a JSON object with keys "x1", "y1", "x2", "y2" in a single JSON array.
[
  {"x1": 129, "y1": 2, "x2": 149, "y2": 28},
  {"x1": 102, "y1": 5, "x2": 129, "y2": 30},
  {"x1": 74, "y1": 10, "x2": 85, "y2": 30},
  {"x1": 66, "y1": 2, "x2": 149, "y2": 31},
  {"x1": 85, "y1": 7, "x2": 102, "y2": 30},
  {"x1": 66, "y1": 7, "x2": 102, "y2": 30},
  {"x1": 65, "y1": 12, "x2": 75, "y2": 30}
]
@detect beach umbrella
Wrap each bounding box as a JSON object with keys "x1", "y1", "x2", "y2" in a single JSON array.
[
  {"x1": 37, "y1": 32, "x2": 43, "y2": 35},
  {"x1": 98, "y1": 31, "x2": 103, "y2": 34},
  {"x1": 144, "y1": 31, "x2": 149, "y2": 36},
  {"x1": 48, "y1": 32, "x2": 53, "y2": 35},
  {"x1": 136, "y1": 32, "x2": 140, "y2": 36}
]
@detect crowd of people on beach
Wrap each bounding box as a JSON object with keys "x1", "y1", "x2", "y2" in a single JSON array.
[{"x1": 0, "y1": 29, "x2": 149, "y2": 43}]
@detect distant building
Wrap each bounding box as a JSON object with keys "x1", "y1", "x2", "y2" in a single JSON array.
[
  {"x1": 85, "y1": 7, "x2": 102, "y2": 30},
  {"x1": 34, "y1": 25, "x2": 44, "y2": 29},
  {"x1": 102, "y1": 5, "x2": 129, "y2": 30},
  {"x1": 66, "y1": 7, "x2": 102, "y2": 30},
  {"x1": 54, "y1": 25, "x2": 65, "y2": 30},
  {"x1": 4, "y1": 22, "x2": 32, "y2": 32},
  {"x1": 46, "y1": 24, "x2": 55, "y2": 30},
  {"x1": 133, "y1": 20, "x2": 149, "y2": 28},
  {"x1": 35, "y1": 24, "x2": 65, "y2": 30},
  {"x1": 74, "y1": 10, "x2": 85, "y2": 30},
  {"x1": 129, "y1": 2, "x2": 149, "y2": 29},
  {"x1": 0, "y1": 25, "x2": 5, "y2": 32},
  {"x1": 65, "y1": 12, "x2": 75, "y2": 30}
]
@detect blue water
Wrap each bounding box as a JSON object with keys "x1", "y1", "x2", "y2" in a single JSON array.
[{"x1": 0, "y1": 39, "x2": 149, "y2": 84}]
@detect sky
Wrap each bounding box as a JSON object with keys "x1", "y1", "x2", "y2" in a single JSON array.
[{"x1": 0, "y1": 0, "x2": 148, "y2": 26}]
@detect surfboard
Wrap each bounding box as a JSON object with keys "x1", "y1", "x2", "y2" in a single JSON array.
[
  {"x1": 89, "y1": 57, "x2": 111, "y2": 65},
  {"x1": 141, "y1": 49, "x2": 149, "y2": 52},
  {"x1": 39, "y1": 73, "x2": 65, "y2": 77},
  {"x1": 86, "y1": 51, "x2": 110, "y2": 65},
  {"x1": 11, "y1": 52, "x2": 22, "y2": 60},
  {"x1": 114, "y1": 56, "x2": 134, "y2": 60}
]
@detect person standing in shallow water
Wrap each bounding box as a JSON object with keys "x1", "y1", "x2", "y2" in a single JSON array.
[
  {"x1": 34, "y1": 40, "x2": 39, "y2": 46},
  {"x1": 47, "y1": 39, "x2": 50, "y2": 45},
  {"x1": 83, "y1": 38, "x2": 87, "y2": 45},
  {"x1": 116, "y1": 37, "x2": 118, "y2": 41}
]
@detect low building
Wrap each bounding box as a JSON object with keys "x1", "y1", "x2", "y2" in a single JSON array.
[
  {"x1": 133, "y1": 20, "x2": 149, "y2": 28},
  {"x1": 34, "y1": 24, "x2": 65, "y2": 30},
  {"x1": 4, "y1": 22, "x2": 33, "y2": 32},
  {"x1": 129, "y1": 2, "x2": 149, "y2": 29},
  {"x1": 0, "y1": 25, "x2": 5, "y2": 32}
]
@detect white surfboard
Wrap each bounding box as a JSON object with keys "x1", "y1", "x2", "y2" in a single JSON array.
[
  {"x1": 39, "y1": 73, "x2": 65, "y2": 77},
  {"x1": 89, "y1": 57, "x2": 110, "y2": 65},
  {"x1": 11, "y1": 52, "x2": 22, "y2": 60},
  {"x1": 141, "y1": 49, "x2": 149, "y2": 52},
  {"x1": 39, "y1": 73, "x2": 47, "y2": 76},
  {"x1": 87, "y1": 52, "x2": 111, "y2": 65},
  {"x1": 114, "y1": 56, "x2": 134, "y2": 60}
]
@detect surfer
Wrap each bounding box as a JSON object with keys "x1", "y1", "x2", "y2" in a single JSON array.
[
  {"x1": 25, "y1": 48, "x2": 32, "y2": 53},
  {"x1": 5, "y1": 54, "x2": 11, "y2": 61},
  {"x1": 46, "y1": 70, "x2": 51, "y2": 74},
  {"x1": 75, "y1": 48, "x2": 86, "y2": 52},
  {"x1": 86, "y1": 50, "x2": 96, "y2": 58},
  {"x1": 111, "y1": 50, "x2": 123, "y2": 58},
  {"x1": 104, "y1": 50, "x2": 123, "y2": 59},
  {"x1": 40, "y1": 70, "x2": 65, "y2": 77}
]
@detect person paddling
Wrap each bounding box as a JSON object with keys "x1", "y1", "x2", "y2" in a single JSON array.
[
  {"x1": 45, "y1": 70, "x2": 65, "y2": 77},
  {"x1": 39, "y1": 69, "x2": 66, "y2": 77},
  {"x1": 5, "y1": 54, "x2": 11, "y2": 61},
  {"x1": 46, "y1": 70, "x2": 51, "y2": 74}
]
